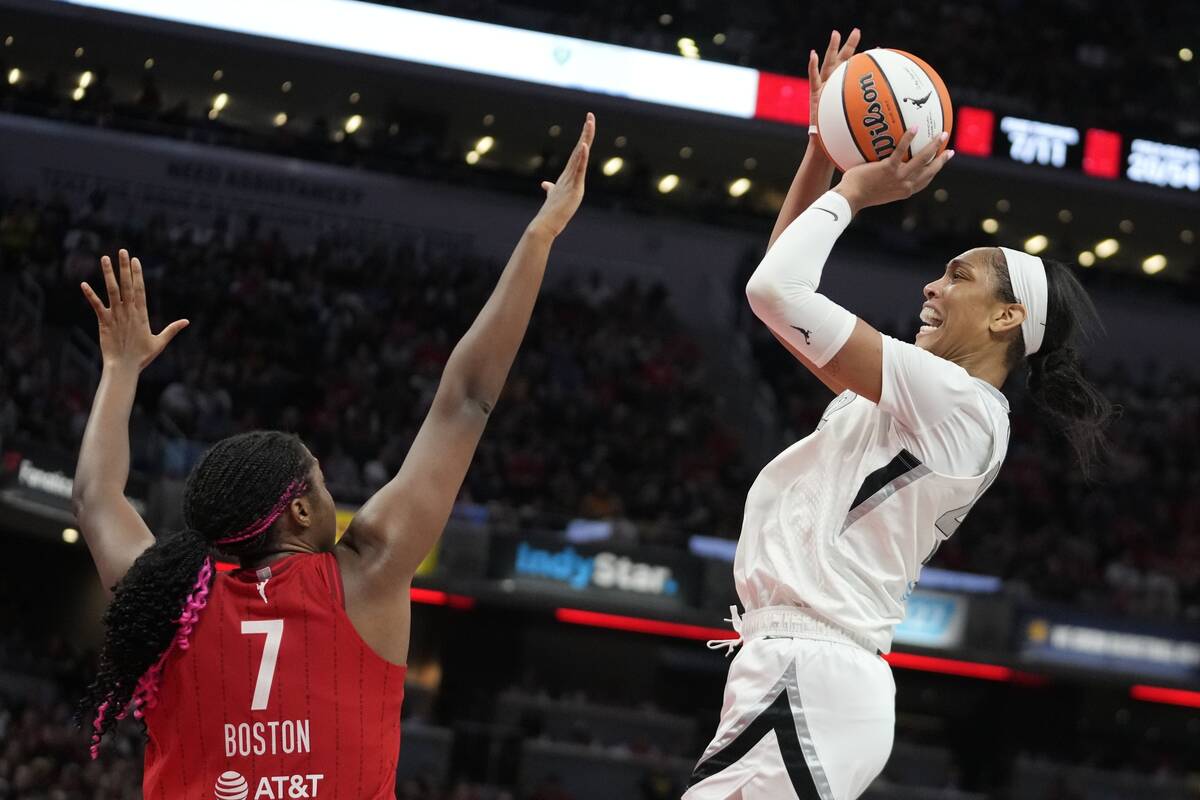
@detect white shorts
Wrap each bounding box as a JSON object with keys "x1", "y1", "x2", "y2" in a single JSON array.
[{"x1": 684, "y1": 607, "x2": 895, "y2": 800}]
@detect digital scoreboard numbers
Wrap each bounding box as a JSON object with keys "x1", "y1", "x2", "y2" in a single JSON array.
[
  {"x1": 1126, "y1": 139, "x2": 1200, "y2": 191},
  {"x1": 999, "y1": 116, "x2": 1079, "y2": 168}
]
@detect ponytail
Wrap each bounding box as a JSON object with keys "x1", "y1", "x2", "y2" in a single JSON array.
[
  {"x1": 83, "y1": 529, "x2": 213, "y2": 758},
  {"x1": 995, "y1": 254, "x2": 1114, "y2": 476}
]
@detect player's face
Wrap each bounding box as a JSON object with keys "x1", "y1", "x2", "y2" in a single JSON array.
[
  {"x1": 916, "y1": 247, "x2": 1001, "y2": 359},
  {"x1": 305, "y1": 459, "x2": 339, "y2": 551}
]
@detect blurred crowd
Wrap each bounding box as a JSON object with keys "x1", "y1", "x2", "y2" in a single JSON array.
[
  {"x1": 393, "y1": 0, "x2": 1200, "y2": 145},
  {"x1": 0, "y1": 190, "x2": 749, "y2": 543},
  {"x1": 5, "y1": 186, "x2": 1200, "y2": 625}
]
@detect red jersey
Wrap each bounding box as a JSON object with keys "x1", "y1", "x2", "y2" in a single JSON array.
[{"x1": 142, "y1": 552, "x2": 406, "y2": 800}]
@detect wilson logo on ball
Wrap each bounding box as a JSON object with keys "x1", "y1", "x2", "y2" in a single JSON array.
[{"x1": 857, "y1": 72, "x2": 896, "y2": 159}]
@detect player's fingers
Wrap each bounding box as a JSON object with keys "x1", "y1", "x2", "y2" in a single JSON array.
[
  {"x1": 118, "y1": 249, "x2": 134, "y2": 305},
  {"x1": 80, "y1": 282, "x2": 107, "y2": 316},
  {"x1": 915, "y1": 149, "x2": 955, "y2": 188},
  {"x1": 891, "y1": 127, "x2": 918, "y2": 165},
  {"x1": 808, "y1": 50, "x2": 820, "y2": 85},
  {"x1": 158, "y1": 318, "x2": 190, "y2": 346},
  {"x1": 574, "y1": 142, "x2": 590, "y2": 179},
  {"x1": 100, "y1": 255, "x2": 120, "y2": 304},
  {"x1": 911, "y1": 131, "x2": 949, "y2": 168},
  {"x1": 541, "y1": 181, "x2": 554, "y2": 193},
  {"x1": 823, "y1": 30, "x2": 841, "y2": 69},
  {"x1": 131, "y1": 257, "x2": 148, "y2": 317},
  {"x1": 839, "y1": 27, "x2": 861, "y2": 61},
  {"x1": 578, "y1": 111, "x2": 595, "y2": 149}
]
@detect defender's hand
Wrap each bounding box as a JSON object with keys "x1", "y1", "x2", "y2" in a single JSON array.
[
  {"x1": 529, "y1": 112, "x2": 595, "y2": 239},
  {"x1": 81, "y1": 249, "x2": 189, "y2": 372}
]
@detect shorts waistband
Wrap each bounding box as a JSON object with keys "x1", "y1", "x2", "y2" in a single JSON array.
[
  {"x1": 705, "y1": 605, "x2": 877, "y2": 657},
  {"x1": 741, "y1": 606, "x2": 877, "y2": 653}
]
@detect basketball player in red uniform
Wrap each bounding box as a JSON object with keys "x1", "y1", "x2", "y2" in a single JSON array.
[{"x1": 72, "y1": 114, "x2": 595, "y2": 799}]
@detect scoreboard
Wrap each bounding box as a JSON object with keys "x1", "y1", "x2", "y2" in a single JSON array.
[{"x1": 954, "y1": 105, "x2": 1200, "y2": 192}]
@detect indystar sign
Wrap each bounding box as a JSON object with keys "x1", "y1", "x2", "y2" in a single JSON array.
[{"x1": 513, "y1": 542, "x2": 680, "y2": 597}]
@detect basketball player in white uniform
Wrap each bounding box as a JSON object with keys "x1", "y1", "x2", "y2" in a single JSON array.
[{"x1": 685, "y1": 30, "x2": 1111, "y2": 800}]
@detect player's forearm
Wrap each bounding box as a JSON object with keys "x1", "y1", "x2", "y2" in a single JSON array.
[
  {"x1": 766, "y1": 139, "x2": 837, "y2": 251},
  {"x1": 441, "y1": 223, "x2": 555, "y2": 411},
  {"x1": 746, "y1": 191, "x2": 857, "y2": 369},
  {"x1": 72, "y1": 363, "x2": 138, "y2": 510}
]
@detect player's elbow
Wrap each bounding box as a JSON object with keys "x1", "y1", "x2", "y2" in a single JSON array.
[{"x1": 745, "y1": 273, "x2": 787, "y2": 324}]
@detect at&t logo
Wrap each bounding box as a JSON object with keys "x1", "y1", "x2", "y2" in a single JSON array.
[
  {"x1": 214, "y1": 770, "x2": 324, "y2": 799},
  {"x1": 215, "y1": 772, "x2": 249, "y2": 800}
]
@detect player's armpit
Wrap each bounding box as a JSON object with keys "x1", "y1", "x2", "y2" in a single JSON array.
[{"x1": 766, "y1": 328, "x2": 847, "y2": 396}]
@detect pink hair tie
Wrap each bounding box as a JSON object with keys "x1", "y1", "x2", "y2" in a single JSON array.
[{"x1": 214, "y1": 480, "x2": 308, "y2": 546}]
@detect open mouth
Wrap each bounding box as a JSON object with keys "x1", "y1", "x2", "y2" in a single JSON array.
[{"x1": 918, "y1": 306, "x2": 944, "y2": 336}]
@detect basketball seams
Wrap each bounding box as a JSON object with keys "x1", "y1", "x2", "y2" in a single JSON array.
[{"x1": 839, "y1": 61, "x2": 870, "y2": 163}]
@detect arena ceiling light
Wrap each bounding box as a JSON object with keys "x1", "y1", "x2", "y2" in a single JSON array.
[
  {"x1": 981, "y1": 218, "x2": 999, "y2": 234},
  {"x1": 1182, "y1": 229, "x2": 1195, "y2": 244},
  {"x1": 464, "y1": 150, "x2": 480, "y2": 165},
  {"x1": 601, "y1": 156, "x2": 624, "y2": 176},
  {"x1": 78, "y1": 70, "x2": 94, "y2": 88},
  {"x1": 6, "y1": 68, "x2": 19, "y2": 85},
  {"x1": 728, "y1": 177, "x2": 751, "y2": 197},
  {"x1": 344, "y1": 114, "x2": 363, "y2": 133},
  {"x1": 1057, "y1": 209, "x2": 1073, "y2": 223},
  {"x1": 474, "y1": 135, "x2": 495, "y2": 155},
  {"x1": 1094, "y1": 238, "x2": 1120, "y2": 258},
  {"x1": 1142, "y1": 254, "x2": 1167, "y2": 274},
  {"x1": 677, "y1": 37, "x2": 700, "y2": 59},
  {"x1": 71, "y1": 86, "x2": 85, "y2": 101},
  {"x1": 272, "y1": 112, "x2": 288, "y2": 127},
  {"x1": 1180, "y1": 48, "x2": 1194, "y2": 62},
  {"x1": 1024, "y1": 234, "x2": 1049, "y2": 255},
  {"x1": 657, "y1": 174, "x2": 680, "y2": 194},
  {"x1": 143, "y1": 57, "x2": 155, "y2": 69},
  {"x1": 1078, "y1": 251, "x2": 1096, "y2": 267},
  {"x1": 55, "y1": 0, "x2": 761, "y2": 119},
  {"x1": 62, "y1": 527, "x2": 79, "y2": 544},
  {"x1": 212, "y1": 92, "x2": 229, "y2": 111}
]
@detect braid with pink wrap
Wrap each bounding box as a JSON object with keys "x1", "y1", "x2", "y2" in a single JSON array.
[{"x1": 80, "y1": 431, "x2": 314, "y2": 758}]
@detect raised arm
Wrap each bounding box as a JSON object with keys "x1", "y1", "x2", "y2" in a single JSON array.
[
  {"x1": 761, "y1": 29, "x2": 859, "y2": 395},
  {"x1": 766, "y1": 28, "x2": 860, "y2": 252},
  {"x1": 73, "y1": 250, "x2": 189, "y2": 594},
  {"x1": 337, "y1": 115, "x2": 594, "y2": 624},
  {"x1": 746, "y1": 129, "x2": 952, "y2": 402}
]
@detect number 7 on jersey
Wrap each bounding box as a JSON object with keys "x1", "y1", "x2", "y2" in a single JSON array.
[{"x1": 241, "y1": 619, "x2": 284, "y2": 711}]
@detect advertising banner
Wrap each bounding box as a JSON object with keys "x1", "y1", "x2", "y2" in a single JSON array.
[
  {"x1": 1, "y1": 442, "x2": 147, "y2": 518},
  {"x1": 1018, "y1": 608, "x2": 1200, "y2": 682},
  {"x1": 893, "y1": 590, "x2": 969, "y2": 650},
  {"x1": 489, "y1": 535, "x2": 699, "y2": 608}
]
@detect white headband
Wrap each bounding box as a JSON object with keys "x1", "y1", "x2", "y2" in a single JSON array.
[{"x1": 998, "y1": 247, "x2": 1048, "y2": 356}]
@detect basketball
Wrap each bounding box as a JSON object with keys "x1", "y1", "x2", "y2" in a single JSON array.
[{"x1": 816, "y1": 48, "x2": 953, "y2": 172}]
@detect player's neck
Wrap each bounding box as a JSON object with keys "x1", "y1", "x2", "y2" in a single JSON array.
[
  {"x1": 239, "y1": 540, "x2": 323, "y2": 571},
  {"x1": 953, "y1": 351, "x2": 1008, "y2": 390}
]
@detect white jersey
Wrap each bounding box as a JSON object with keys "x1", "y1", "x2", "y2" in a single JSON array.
[{"x1": 734, "y1": 335, "x2": 1010, "y2": 653}]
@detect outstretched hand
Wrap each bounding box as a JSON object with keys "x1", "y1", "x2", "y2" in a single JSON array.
[
  {"x1": 833, "y1": 128, "x2": 954, "y2": 215},
  {"x1": 81, "y1": 249, "x2": 189, "y2": 372},
  {"x1": 809, "y1": 29, "x2": 861, "y2": 131},
  {"x1": 529, "y1": 112, "x2": 595, "y2": 238}
]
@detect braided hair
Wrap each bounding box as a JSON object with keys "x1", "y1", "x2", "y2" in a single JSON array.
[
  {"x1": 80, "y1": 431, "x2": 314, "y2": 758},
  {"x1": 992, "y1": 252, "x2": 1114, "y2": 475}
]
